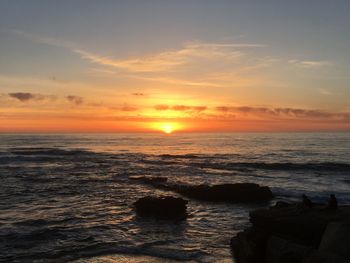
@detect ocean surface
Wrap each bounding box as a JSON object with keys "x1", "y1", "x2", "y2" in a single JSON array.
[{"x1": 0, "y1": 133, "x2": 349, "y2": 262}]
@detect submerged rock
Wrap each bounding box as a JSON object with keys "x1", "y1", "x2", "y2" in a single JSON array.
[
  {"x1": 231, "y1": 203, "x2": 350, "y2": 263},
  {"x1": 130, "y1": 176, "x2": 273, "y2": 203},
  {"x1": 134, "y1": 196, "x2": 188, "y2": 220}
]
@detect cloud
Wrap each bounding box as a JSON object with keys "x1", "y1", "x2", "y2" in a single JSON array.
[
  {"x1": 74, "y1": 48, "x2": 187, "y2": 72},
  {"x1": 74, "y1": 41, "x2": 264, "y2": 73},
  {"x1": 154, "y1": 104, "x2": 169, "y2": 111},
  {"x1": 66, "y1": 95, "x2": 83, "y2": 105},
  {"x1": 215, "y1": 106, "x2": 350, "y2": 120},
  {"x1": 12, "y1": 30, "x2": 272, "y2": 88},
  {"x1": 288, "y1": 59, "x2": 331, "y2": 68},
  {"x1": 8, "y1": 92, "x2": 35, "y2": 102},
  {"x1": 12, "y1": 30, "x2": 76, "y2": 49},
  {"x1": 8, "y1": 92, "x2": 55, "y2": 102},
  {"x1": 172, "y1": 105, "x2": 207, "y2": 112},
  {"x1": 171, "y1": 105, "x2": 192, "y2": 111},
  {"x1": 154, "y1": 104, "x2": 207, "y2": 112},
  {"x1": 120, "y1": 104, "x2": 138, "y2": 111},
  {"x1": 319, "y1": 89, "x2": 332, "y2": 96}
]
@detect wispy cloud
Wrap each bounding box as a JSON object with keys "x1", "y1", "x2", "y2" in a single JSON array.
[
  {"x1": 154, "y1": 104, "x2": 207, "y2": 112},
  {"x1": 12, "y1": 30, "x2": 273, "y2": 88},
  {"x1": 288, "y1": 59, "x2": 331, "y2": 68},
  {"x1": 66, "y1": 95, "x2": 83, "y2": 105},
  {"x1": 74, "y1": 41, "x2": 258, "y2": 73},
  {"x1": 12, "y1": 30, "x2": 76, "y2": 49},
  {"x1": 215, "y1": 106, "x2": 350, "y2": 120}
]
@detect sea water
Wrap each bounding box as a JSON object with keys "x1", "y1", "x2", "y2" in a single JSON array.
[{"x1": 0, "y1": 133, "x2": 349, "y2": 262}]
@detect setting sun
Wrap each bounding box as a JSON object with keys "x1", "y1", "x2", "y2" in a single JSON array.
[
  {"x1": 162, "y1": 123, "x2": 173, "y2": 134},
  {"x1": 150, "y1": 122, "x2": 182, "y2": 134}
]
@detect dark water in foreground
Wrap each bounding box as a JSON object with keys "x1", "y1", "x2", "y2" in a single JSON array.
[{"x1": 0, "y1": 133, "x2": 349, "y2": 262}]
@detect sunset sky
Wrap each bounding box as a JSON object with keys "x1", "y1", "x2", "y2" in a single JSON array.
[{"x1": 1, "y1": 0, "x2": 350, "y2": 132}]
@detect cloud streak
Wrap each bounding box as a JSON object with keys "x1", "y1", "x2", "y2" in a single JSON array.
[
  {"x1": 8, "y1": 92, "x2": 55, "y2": 102},
  {"x1": 74, "y1": 41, "x2": 255, "y2": 73},
  {"x1": 154, "y1": 104, "x2": 207, "y2": 113},
  {"x1": 215, "y1": 106, "x2": 350, "y2": 120},
  {"x1": 8, "y1": 92, "x2": 35, "y2": 102},
  {"x1": 66, "y1": 95, "x2": 83, "y2": 105},
  {"x1": 288, "y1": 59, "x2": 331, "y2": 68}
]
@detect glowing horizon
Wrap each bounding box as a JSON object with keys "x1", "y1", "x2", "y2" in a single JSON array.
[{"x1": 0, "y1": 1, "x2": 350, "y2": 132}]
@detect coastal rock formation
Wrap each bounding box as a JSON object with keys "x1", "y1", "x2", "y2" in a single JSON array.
[
  {"x1": 231, "y1": 202, "x2": 350, "y2": 263},
  {"x1": 129, "y1": 176, "x2": 273, "y2": 203},
  {"x1": 134, "y1": 196, "x2": 188, "y2": 220}
]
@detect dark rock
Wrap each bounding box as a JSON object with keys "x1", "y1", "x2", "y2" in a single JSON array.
[
  {"x1": 231, "y1": 227, "x2": 268, "y2": 263},
  {"x1": 318, "y1": 220, "x2": 350, "y2": 260},
  {"x1": 327, "y1": 194, "x2": 338, "y2": 210},
  {"x1": 231, "y1": 204, "x2": 350, "y2": 263},
  {"x1": 274, "y1": 201, "x2": 293, "y2": 208},
  {"x1": 302, "y1": 251, "x2": 349, "y2": 263},
  {"x1": 249, "y1": 205, "x2": 349, "y2": 247},
  {"x1": 134, "y1": 196, "x2": 187, "y2": 220},
  {"x1": 266, "y1": 236, "x2": 313, "y2": 263},
  {"x1": 130, "y1": 176, "x2": 273, "y2": 203}
]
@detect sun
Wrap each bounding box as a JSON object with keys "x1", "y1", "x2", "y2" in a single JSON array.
[
  {"x1": 151, "y1": 122, "x2": 182, "y2": 134},
  {"x1": 161, "y1": 123, "x2": 174, "y2": 134}
]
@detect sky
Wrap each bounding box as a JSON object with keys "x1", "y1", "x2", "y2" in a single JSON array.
[{"x1": 0, "y1": 0, "x2": 350, "y2": 132}]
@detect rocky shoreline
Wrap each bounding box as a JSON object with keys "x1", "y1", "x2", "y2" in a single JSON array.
[
  {"x1": 231, "y1": 203, "x2": 350, "y2": 263},
  {"x1": 130, "y1": 176, "x2": 349, "y2": 263}
]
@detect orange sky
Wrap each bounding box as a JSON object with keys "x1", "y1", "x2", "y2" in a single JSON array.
[{"x1": 1, "y1": 1, "x2": 350, "y2": 133}]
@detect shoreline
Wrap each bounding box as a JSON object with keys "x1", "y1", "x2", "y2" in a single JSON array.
[{"x1": 231, "y1": 203, "x2": 350, "y2": 263}]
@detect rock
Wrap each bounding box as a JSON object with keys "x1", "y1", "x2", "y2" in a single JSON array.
[
  {"x1": 302, "y1": 251, "x2": 349, "y2": 263},
  {"x1": 318, "y1": 221, "x2": 350, "y2": 260},
  {"x1": 130, "y1": 176, "x2": 273, "y2": 203},
  {"x1": 134, "y1": 196, "x2": 187, "y2": 220},
  {"x1": 231, "y1": 204, "x2": 350, "y2": 263},
  {"x1": 249, "y1": 206, "x2": 338, "y2": 247},
  {"x1": 231, "y1": 227, "x2": 268, "y2": 263},
  {"x1": 266, "y1": 236, "x2": 313, "y2": 263}
]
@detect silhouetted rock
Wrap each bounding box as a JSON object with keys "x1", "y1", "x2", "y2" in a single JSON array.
[
  {"x1": 302, "y1": 194, "x2": 313, "y2": 208},
  {"x1": 327, "y1": 194, "x2": 338, "y2": 210},
  {"x1": 267, "y1": 236, "x2": 312, "y2": 263},
  {"x1": 134, "y1": 196, "x2": 187, "y2": 220},
  {"x1": 231, "y1": 203, "x2": 350, "y2": 263},
  {"x1": 130, "y1": 176, "x2": 273, "y2": 203},
  {"x1": 318, "y1": 221, "x2": 350, "y2": 259}
]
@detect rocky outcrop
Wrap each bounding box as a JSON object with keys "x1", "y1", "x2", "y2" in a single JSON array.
[
  {"x1": 315, "y1": 220, "x2": 350, "y2": 261},
  {"x1": 134, "y1": 196, "x2": 188, "y2": 220},
  {"x1": 130, "y1": 176, "x2": 273, "y2": 203},
  {"x1": 231, "y1": 203, "x2": 350, "y2": 263}
]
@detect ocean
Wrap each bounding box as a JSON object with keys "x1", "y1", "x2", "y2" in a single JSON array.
[{"x1": 0, "y1": 133, "x2": 349, "y2": 262}]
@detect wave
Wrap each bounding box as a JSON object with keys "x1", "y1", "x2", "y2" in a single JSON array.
[
  {"x1": 192, "y1": 161, "x2": 350, "y2": 172},
  {"x1": 9, "y1": 147, "x2": 89, "y2": 156}
]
